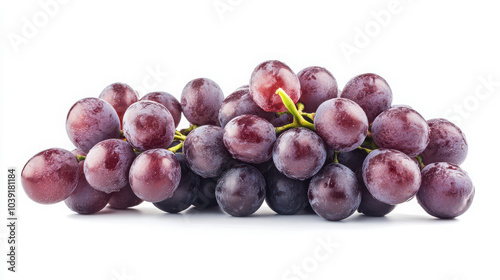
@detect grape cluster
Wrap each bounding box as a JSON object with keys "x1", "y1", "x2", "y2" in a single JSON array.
[{"x1": 21, "y1": 60, "x2": 475, "y2": 221}]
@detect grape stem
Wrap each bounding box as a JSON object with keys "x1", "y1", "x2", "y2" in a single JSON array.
[
  {"x1": 416, "y1": 155, "x2": 425, "y2": 170},
  {"x1": 275, "y1": 88, "x2": 315, "y2": 132},
  {"x1": 357, "y1": 146, "x2": 373, "y2": 154},
  {"x1": 333, "y1": 151, "x2": 339, "y2": 164},
  {"x1": 167, "y1": 141, "x2": 183, "y2": 153},
  {"x1": 179, "y1": 125, "x2": 198, "y2": 136},
  {"x1": 76, "y1": 155, "x2": 86, "y2": 162},
  {"x1": 174, "y1": 134, "x2": 186, "y2": 141}
]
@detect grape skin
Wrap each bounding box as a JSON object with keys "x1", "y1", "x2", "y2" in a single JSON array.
[
  {"x1": 417, "y1": 162, "x2": 474, "y2": 219},
  {"x1": 371, "y1": 106, "x2": 430, "y2": 157},
  {"x1": 270, "y1": 113, "x2": 293, "y2": 128},
  {"x1": 298, "y1": 66, "x2": 338, "y2": 112},
  {"x1": 249, "y1": 60, "x2": 301, "y2": 112},
  {"x1": 99, "y1": 82, "x2": 139, "y2": 127},
  {"x1": 273, "y1": 127, "x2": 327, "y2": 180},
  {"x1": 84, "y1": 139, "x2": 136, "y2": 194},
  {"x1": 215, "y1": 164, "x2": 266, "y2": 217},
  {"x1": 265, "y1": 166, "x2": 309, "y2": 215},
  {"x1": 141, "y1": 91, "x2": 183, "y2": 128},
  {"x1": 308, "y1": 163, "x2": 362, "y2": 221},
  {"x1": 66, "y1": 97, "x2": 121, "y2": 153},
  {"x1": 362, "y1": 149, "x2": 421, "y2": 205},
  {"x1": 108, "y1": 184, "x2": 143, "y2": 209},
  {"x1": 223, "y1": 115, "x2": 276, "y2": 164},
  {"x1": 420, "y1": 118, "x2": 468, "y2": 165},
  {"x1": 123, "y1": 100, "x2": 176, "y2": 152},
  {"x1": 314, "y1": 98, "x2": 369, "y2": 152},
  {"x1": 340, "y1": 73, "x2": 393, "y2": 124},
  {"x1": 181, "y1": 78, "x2": 224, "y2": 126},
  {"x1": 21, "y1": 148, "x2": 80, "y2": 204},
  {"x1": 192, "y1": 177, "x2": 219, "y2": 209}
]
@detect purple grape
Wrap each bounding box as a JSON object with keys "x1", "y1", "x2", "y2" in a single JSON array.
[
  {"x1": 265, "y1": 166, "x2": 309, "y2": 215},
  {"x1": 420, "y1": 118, "x2": 468, "y2": 165},
  {"x1": 223, "y1": 115, "x2": 276, "y2": 164},
  {"x1": 153, "y1": 154, "x2": 200, "y2": 213},
  {"x1": 250, "y1": 158, "x2": 274, "y2": 175},
  {"x1": 215, "y1": 164, "x2": 266, "y2": 217},
  {"x1": 140, "y1": 91, "x2": 183, "y2": 128},
  {"x1": 183, "y1": 125, "x2": 232, "y2": 178},
  {"x1": 122, "y1": 100, "x2": 176, "y2": 152},
  {"x1": 371, "y1": 106, "x2": 430, "y2": 157},
  {"x1": 340, "y1": 73, "x2": 393, "y2": 124},
  {"x1": 270, "y1": 113, "x2": 293, "y2": 127},
  {"x1": 129, "y1": 149, "x2": 181, "y2": 203},
  {"x1": 218, "y1": 87, "x2": 275, "y2": 128},
  {"x1": 66, "y1": 97, "x2": 121, "y2": 153},
  {"x1": 84, "y1": 139, "x2": 136, "y2": 194},
  {"x1": 362, "y1": 149, "x2": 421, "y2": 205},
  {"x1": 308, "y1": 163, "x2": 362, "y2": 221},
  {"x1": 192, "y1": 177, "x2": 218, "y2": 209},
  {"x1": 99, "y1": 82, "x2": 139, "y2": 127},
  {"x1": 108, "y1": 184, "x2": 143, "y2": 209},
  {"x1": 273, "y1": 128, "x2": 327, "y2": 180},
  {"x1": 357, "y1": 178, "x2": 395, "y2": 217},
  {"x1": 65, "y1": 161, "x2": 111, "y2": 214},
  {"x1": 417, "y1": 162, "x2": 474, "y2": 219},
  {"x1": 21, "y1": 148, "x2": 80, "y2": 204},
  {"x1": 337, "y1": 149, "x2": 368, "y2": 173},
  {"x1": 181, "y1": 78, "x2": 224, "y2": 126},
  {"x1": 298, "y1": 66, "x2": 338, "y2": 112},
  {"x1": 314, "y1": 98, "x2": 369, "y2": 152},
  {"x1": 249, "y1": 60, "x2": 301, "y2": 112}
]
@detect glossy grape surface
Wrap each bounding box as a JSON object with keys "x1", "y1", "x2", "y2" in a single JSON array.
[
  {"x1": 181, "y1": 78, "x2": 224, "y2": 125},
  {"x1": 298, "y1": 66, "x2": 338, "y2": 112},
  {"x1": 108, "y1": 184, "x2": 143, "y2": 209},
  {"x1": 141, "y1": 91, "x2": 183, "y2": 128},
  {"x1": 99, "y1": 82, "x2": 139, "y2": 127},
  {"x1": 265, "y1": 166, "x2": 309, "y2": 215},
  {"x1": 420, "y1": 118, "x2": 468, "y2": 165}
]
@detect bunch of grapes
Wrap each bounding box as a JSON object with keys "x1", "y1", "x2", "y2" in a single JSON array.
[{"x1": 21, "y1": 60, "x2": 474, "y2": 221}]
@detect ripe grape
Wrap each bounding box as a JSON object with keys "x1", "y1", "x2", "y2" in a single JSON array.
[
  {"x1": 417, "y1": 162, "x2": 474, "y2": 219},
  {"x1": 273, "y1": 127, "x2": 327, "y2": 180},
  {"x1": 183, "y1": 125, "x2": 232, "y2": 178},
  {"x1": 65, "y1": 161, "x2": 111, "y2": 214},
  {"x1": 21, "y1": 148, "x2": 80, "y2": 204},
  {"x1": 84, "y1": 139, "x2": 136, "y2": 194},
  {"x1": 140, "y1": 91, "x2": 183, "y2": 128},
  {"x1": 371, "y1": 106, "x2": 430, "y2": 157},
  {"x1": 357, "y1": 179, "x2": 395, "y2": 217},
  {"x1": 122, "y1": 100, "x2": 175, "y2": 152},
  {"x1": 308, "y1": 163, "x2": 361, "y2": 221},
  {"x1": 265, "y1": 166, "x2": 309, "y2": 215},
  {"x1": 223, "y1": 114, "x2": 276, "y2": 164},
  {"x1": 181, "y1": 78, "x2": 224, "y2": 125},
  {"x1": 340, "y1": 73, "x2": 392, "y2": 124},
  {"x1": 129, "y1": 149, "x2": 181, "y2": 203},
  {"x1": 314, "y1": 98, "x2": 369, "y2": 152},
  {"x1": 270, "y1": 113, "x2": 293, "y2": 127},
  {"x1": 362, "y1": 149, "x2": 421, "y2": 205},
  {"x1": 215, "y1": 164, "x2": 266, "y2": 217},
  {"x1": 153, "y1": 154, "x2": 199, "y2": 213},
  {"x1": 218, "y1": 86, "x2": 274, "y2": 128},
  {"x1": 99, "y1": 82, "x2": 139, "y2": 127},
  {"x1": 108, "y1": 184, "x2": 143, "y2": 209},
  {"x1": 420, "y1": 118, "x2": 468, "y2": 165},
  {"x1": 192, "y1": 177, "x2": 218, "y2": 209},
  {"x1": 337, "y1": 149, "x2": 368, "y2": 173},
  {"x1": 298, "y1": 66, "x2": 338, "y2": 112},
  {"x1": 249, "y1": 60, "x2": 301, "y2": 112},
  {"x1": 66, "y1": 97, "x2": 121, "y2": 153}
]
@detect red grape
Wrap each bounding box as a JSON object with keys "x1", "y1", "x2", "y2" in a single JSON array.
[
  {"x1": 108, "y1": 184, "x2": 143, "y2": 209},
  {"x1": 181, "y1": 78, "x2": 224, "y2": 126},
  {"x1": 420, "y1": 118, "x2": 468, "y2": 165},
  {"x1": 298, "y1": 66, "x2": 338, "y2": 112},
  {"x1": 99, "y1": 82, "x2": 139, "y2": 127},
  {"x1": 140, "y1": 91, "x2": 182, "y2": 128}
]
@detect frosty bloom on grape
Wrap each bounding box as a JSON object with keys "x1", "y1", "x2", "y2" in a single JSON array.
[
  {"x1": 212, "y1": 0, "x2": 243, "y2": 21},
  {"x1": 110, "y1": 266, "x2": 134, "y2": 280},
  {"x1": 281, "y1": 235, "x2": 340, "y2": 280},
  {"x1": 7, "y1": 0, "x2": 71, "y2": 54},
  {"x1": 134, "y1": 64, "x2": 170, "y2": 95}
]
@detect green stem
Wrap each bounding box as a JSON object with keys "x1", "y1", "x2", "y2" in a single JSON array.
[
  {"x1": 333, "y1": 151, "x2": 339, "y2": 164},
  {"x1": 275, "y1": 120, "x2": 299, "y2": 134},
  {"x1": 76, "y1": 155, "x2": 86, "y2": 162},
  {"x1": 180, "y1": 124, "x2": 198, "y2": 135},
  {"x1": 416, "y1": 155, "x2": 425, "y2": 170},
  {"x1": 168, "y1": 141, "x2": 184, "y2": 153},
  {"x1": 174, "y1": 134, "x2": 186, "y2": 141},
  {"x1": 357, "y1": 146, "x2": 373, "y2": 154},
  {"x1": 296, "y1": 102, "x2": 305, "y2": 113},
  {"x1": 120, "y1": 130, "x2": 125, "y2": 138},
  {"x1": 275, "y1": 88, "x2": 315, "y2": 131}
]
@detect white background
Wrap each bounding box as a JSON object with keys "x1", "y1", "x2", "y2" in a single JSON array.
[{"x1": 1, "y1": 1, "x2": 499, "y2": 279}]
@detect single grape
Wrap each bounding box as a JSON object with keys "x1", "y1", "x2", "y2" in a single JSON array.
[
  {"x1": 84, "y1": 139, "x2": 136, "y2": 194},
  {"x1": 249, "y1": 60, "x2": 301, "y2": 112},
  {"x1": 265, "y1": 166, "x2": 309, "y2": 215},
  {"x1": 420, "y1": 118, "x2": 468, "y2": 165},
  {"x1": 181, "y1": 78, "x2": 224, "y2": 126},
  {"x1": 21, "y1": 148, "x2": 80, "y2": 204},
  {"x1": 371, "y1": 106, "x2": 430, "y2": 157},
  {"x1": 129, "y1": 149, "x2": 181, "y2": 203},
  {"x1": 192, "y1": 177, "x2": 218, "y2": 209},
  {"x1": 340, "y1": 73, "x2": 392, "y2": 124},
  {"x1": 223, "y1": 114, "x2": 276, "y2": 164},
  {"x1": 140, "y1": 91, "x2": 183, "y2": 128},
  {"x1": 298, "y1": 66, "x2": 338, "y2": 112},
  {"x1": 362, "y1": 149, "x2": 421, "y2": 205},
  {"x1": 308, "y1": 163, "x2": 361, "y2": 221},
  {"x1": 215, "y1": 164, "x2": 266, "y2": 217},
  {"x1": 337, "y1": 149, "x2": 368, "y2": 173},
  {"x1": 153, "y1": 153, "x2": 200, "y2": 213},
  {"x1": 183, "y1": 125, "x2": 232, "y2": 178},
  {"x1": 65, "y1": 161, "x2": 111, "y2": 214},
  {"x1": 273, "y1": 128, "x2": 327, "y2": 180},
  {"x1": 357, "y1": 177, "x2": 395, "y2": 217},
  {"x1": 417, "y1": 162, "x2": 474, "y2": 219},
  {"x1": 122, "y1": 100, "x2": 175, "y2": 152},
  {"x1": 99, "y1": 82, "x2": 139, "y2": 127},
  {"x1": 270, "y1": 113, "x2": 293, "y2": 127},
  {"x1": 66, "y1": 97, "x2": 121, "y2": 153},
  {"x1": 108, "y1": 184, "x2": 143, "y2": 209},
  {"x1": 314, "y1": 98, "x2": 369, "y2": 152},
  {"x1": 218, "y1": 86, "x2": 275, "y2": 128}
]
